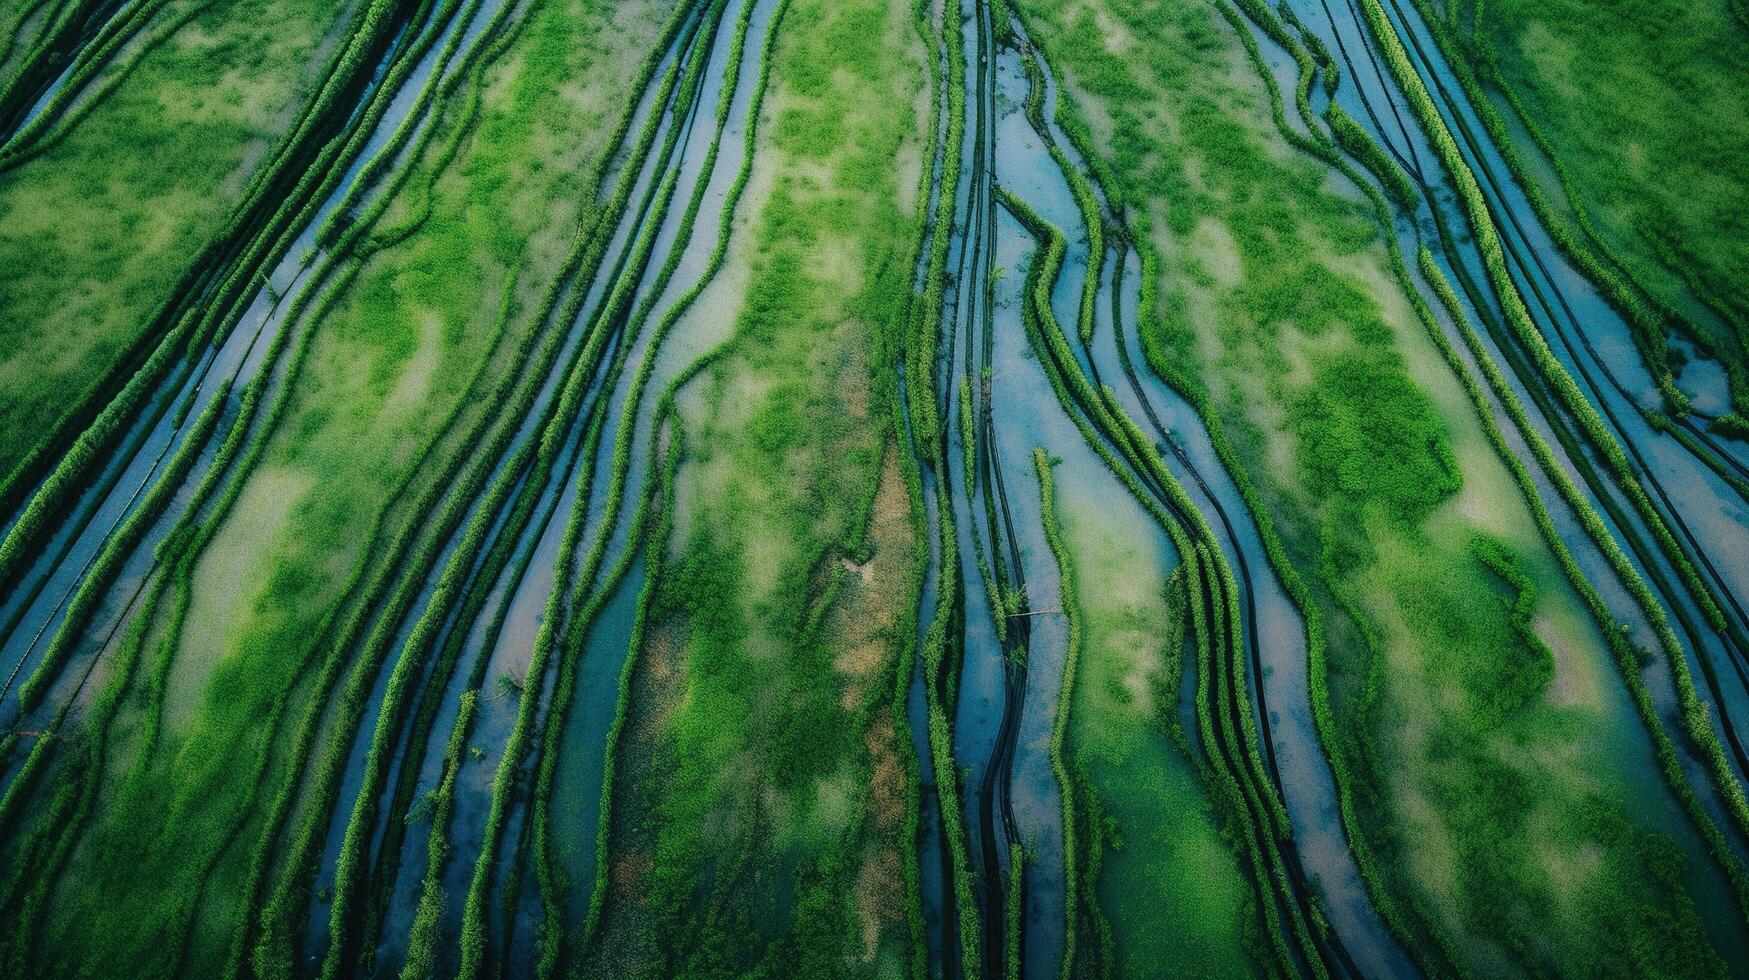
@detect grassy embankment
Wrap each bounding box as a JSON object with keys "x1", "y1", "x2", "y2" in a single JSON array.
[
  {"x1": 1016, "y1": 0, "x2": 1728, "y2": 973},
  {"x1": 581, "y1": 0, "x2": 925, "y2": 973}
]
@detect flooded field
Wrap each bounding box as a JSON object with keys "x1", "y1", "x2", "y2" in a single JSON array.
[{"x1": 0, "y1": 0, "x2": 1745, "y2": 976}]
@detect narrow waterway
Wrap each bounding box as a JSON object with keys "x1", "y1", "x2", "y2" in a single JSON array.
[{"x1": 1263, "y1": 0, "x2": 1749, "y2": 967}]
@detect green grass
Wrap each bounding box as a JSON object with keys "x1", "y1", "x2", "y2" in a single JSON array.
[
  {"x1": 581, "y1": 0, "x2": 925, "y2": 972},
  {"x1": 1360, "y1": 0, "x2": 1749, "y2": 843},
  {"x1": 0, "y1": 0, "x2": 349, "y2": 491},
  {"x1": 1046, "y1": 454, "x2": 1262, "y2": 978},
  {"x1": 2, "y1": 0, "x2": 1744, "y2": 976},
  {"x1": 1447, "y1": 0, "x2": 1749, "y2": 387},
  {"x1": 1015, "y1": 0, "x2": 1731, "y2": 972}
]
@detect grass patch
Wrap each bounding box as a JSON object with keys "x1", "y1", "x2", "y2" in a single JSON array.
[
  {"x1": 582, "y1": 0, "x2": 924, "y2": 971},
  {"x1": 1047, "y1": 455, "x2": 1263, "y2": 977},
  {"x1": 1448, "y1": 0, "x2": 1749, "y2": 392},
  {"x1": 0, "y1": 0, "x2": 348, "y2": 486}
]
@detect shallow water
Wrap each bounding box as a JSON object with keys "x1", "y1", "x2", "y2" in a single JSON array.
[
  {"x1": 419, "y1": 8, "x2": 734, "y2": 964},
  {"x1": 289, "y1": 5, "x2": 723, "y2": 970},
  {"x1": 1008, "y1": 12, "x2": 1418, "y2": 973},
  {"x1": 1275, "y1": 0, "x2": 1749, "y2": 966},
  {"x1": 542, "y1": 0, "x2": 784, "y2": 943},
  {"x1": 0, "y1": 0, "x2": 509, "y2": 742}
]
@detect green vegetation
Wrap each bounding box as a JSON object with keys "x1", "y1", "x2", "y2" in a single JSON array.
[
  {"x1": 1358, "y1": 0, "x2": 1749, "y2": 840},
  {"x1": 0, "y1": 0, "x2": 347, "y2": 506},
  {"x1": 527, "y1": 3, "x2": 790, "y2": 973},
  {"x1": 579, "y1": 0, "x2": 924, "y2": 973},
  {"x1": 1000, "y1": 182, "x2": 1319, "y2": 975},
  {"x1": 2, "y1": 0, "x2": 1746, "y2": 976},
  {"x1": 1445, "y1": 0, "x2": 1749, "y2": 412},
  {"x1": 1016, "y1": 0, "x2": 1738, "y2": 972},
  {"x1": 1324, "y1": 103, "x2": 1416, "y2": 209},
  {"x1": 401, "y1": 689, "x2": 477, "y2": 979},
  {"x1": 0, "y1": 0, "x2": 673, "y2": 974},
  {"x1": 901, "y1": 2, "x2": 985, "y2": 971},
  {"x1": 1038, "y1": 447, "x2": 1263, "y2": 977}
]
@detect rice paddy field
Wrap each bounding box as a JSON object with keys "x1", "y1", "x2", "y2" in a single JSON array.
[{"x1": 1, "y1": 0, "x2": 1747, "y2": 976}]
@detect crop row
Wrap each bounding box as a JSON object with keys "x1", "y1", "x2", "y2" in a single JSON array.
[
  {"x1": 0, "y1": 0, "x2": 289, "y2": 518},
  {"x1": 0, "y1": 0, "x2": 205, "y2": 165},
  {"x1": 1324, "y1": 103, "x2": 1416, "y2": 208},
  {"x1": 1031, "y1": 447, "x2": 1082, "y2": 980},
  {"x1": 901, "y1": 1, "x2": 985, "y2": 975},
  {"x1": 560, "y1": 3, "x2": 935, "y2": 957},
  {"x1": 1004, "y1": 24, "x2": 1314, "y2": 967},
  {"x1": 0, "y1": 0, "x2": 141, "y2": 142},
  {"x1": 997, "y1": 184, "x2": 1329, "y2": 977},
  {"x1": 238, "y1": 61, "x2": 564, "y2": 947},
  {"x1": 1006, "y1": 19, "x2": 1455, "y2": 964},
  {"x1": 1223, "y1": 0, "x2": 1335, "y2": 154},
  {"x1": 413, "y1": 17, "x2": 715, "y2": 967},
  {"x1": 955, "y1": 13, "x2": 1040, "y2": 968},
  {"x1": 1281, "y1": 0, "x2": 1749, "y2": 952},
  {"x1": 399, "y1": 688, "x2": 477, "y2": 979},
  {"x1": 1455, "y1": 4, "x2": 1749, "y2": 452},
  {"x1": 0, "y1": 299, "x2": 299, "y2": 961},
  {"x1": 12, "y1": 372, "x2": 232, "y2": 708},
  {"x1": 234, "y1": 4, "x2": 646, "y2": 946},
  {"x1": 1227, "y1": 6, "x2": 1511, "y2": 963},
  {"x1": 888, "y1": 0, "x2": 972, "y2": 966},
  {"x1": 1014, "y1": 50, "x2": 1101, "y2": 344},
  {"x1": 885, "y1": 3, "x2": 947, "y2": 956},
  {"x1": 1028, "y1": 4, "x2": 1452, "y2": 968},
  {"x1": 386, "y1": 25, "x2": 704, "y2": 960},
  {"x1": 311, "y1": 274, "x2": 591, "y2": 977},
  {"x1": 1355, "y1": 0, "x2": 1749, "y2": 840},
  {"x1": 1422, "y1": 0, "x2": 1749, "y2": 419},
  {"x1": 529, "y1": 2, "x2": 791, "y2": 970},
  {"x1": 0, "y1": 255, "x2": 361, "y2": 974},
  {"x1": 458, "y1": 2, "x2": 750, "y2": 970},
  {"x1": 0, "y1": 0, "x2": 63, "y2": 85},
  {"x1": 254, "y1": 241, "x2": 580, "y2": 973},
  {"x1": 1412, "y1": 245, "x2": 1749, "y2": 915},
  {"x1": 1216, "y1": 2, "x2": 1749, "y2": 968},
  {"x1": 0, "y1": 0, "x2": 412, "y2": 514},
  {"x1": 1389, "y1": 0, "x2": 1749, "y2": 642},
  {"x1": 1021, "y1": 0, "x2": 1749, "y2": 969},
  {"x1": 265, "y1": 8, "x2": 728, "y2": 970},
  {"x1": 315, "y1": 0, "x2": 498, "y2": 248},
  {"x1": 1370, "y1": 0, "x2": 1743, "y2": 641},
  {"x1": 0, "y1": 0, "x2": 543, "y2": 962},
  {"x1": 1, "y1": 0, "x2": 696, "y2": 966},
  {"x1": 0, "y1": 0, "x2": 458, "y2": 620},
  {"x1": 902, "y1": 0, "x2": 969, "y2": 451},
  {"x1": 979, "y1": 34, "x2": 1294, "y2": 966},
  {"x1": 0, "y1": 548, "x2": 177, "y2": 971},
  {"x1": 0, "y1": 239, "x2": 347, "y2": 835}
]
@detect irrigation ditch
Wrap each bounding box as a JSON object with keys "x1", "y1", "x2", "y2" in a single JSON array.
[
  {"x1": 891, "y1": 2, "x2": 1422, "y2": 976},
  {"x1": 1219, "y1": 0, "x2": 1749, "y2": 966}
]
